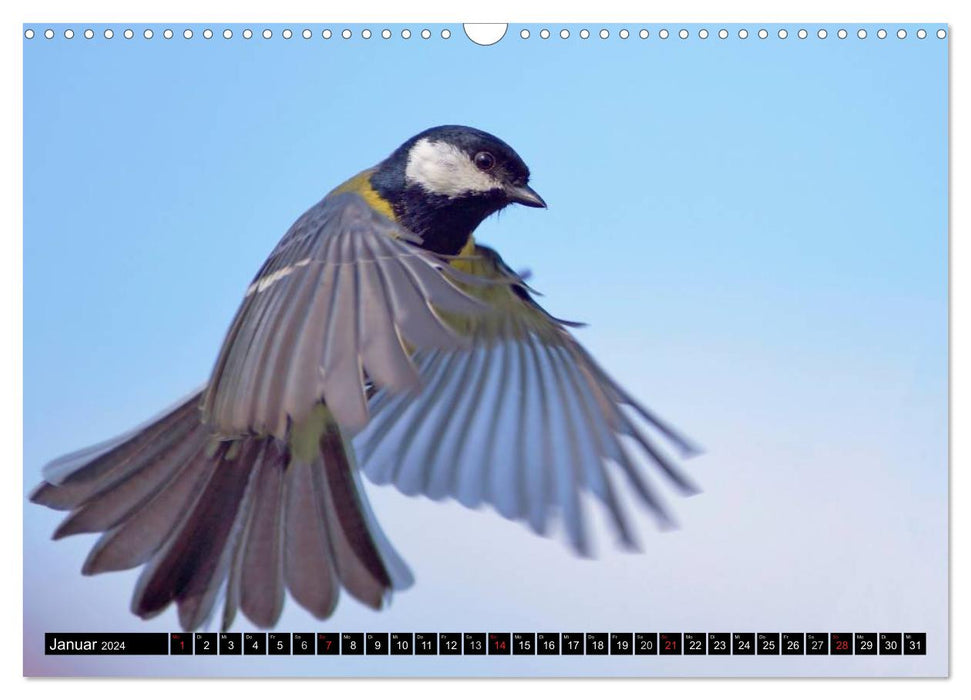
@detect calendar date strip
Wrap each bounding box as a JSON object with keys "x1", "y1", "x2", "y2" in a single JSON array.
[{"x1": 45, "y1": 632, "x2": 927, "y2": 656}]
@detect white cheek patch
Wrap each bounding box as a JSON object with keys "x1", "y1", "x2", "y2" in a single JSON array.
[{"x1": 404, "y1": 138, "x2": 501, "y2": 198}]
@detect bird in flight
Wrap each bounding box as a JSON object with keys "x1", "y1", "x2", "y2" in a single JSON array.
[{"x1": 31, "y1": 125, "x2": 699, "y2": 631}]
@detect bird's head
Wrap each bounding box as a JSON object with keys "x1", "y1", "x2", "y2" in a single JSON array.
[{"x1": 370, "y1": 125, "x2": 545, "y2": 255}]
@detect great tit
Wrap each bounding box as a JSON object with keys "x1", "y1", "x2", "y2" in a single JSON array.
[{"x1": 31, "y1": 125, "x2": 699, "y2": 631}]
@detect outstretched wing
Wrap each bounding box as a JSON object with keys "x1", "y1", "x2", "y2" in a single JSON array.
[
  {"x1": 202, "y1": 191, "x2": 483, "y2": 438},
  {"x1": 354, "y1": 244, "x2": 701, "y2": 555}
]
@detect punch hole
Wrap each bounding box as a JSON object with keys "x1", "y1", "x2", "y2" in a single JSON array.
[
  {"x1": 778, "y1": 29, "x2": 788, "y2": 39},
  {"x1": 341, "y1": 29, "x2": 351, "y2": 39},
  {"x1": 304, "y1": 29, "x2": 313, "y2": 39},
  {"x1": 917, "y1": 29, "x2": 927, "y2": 39},
  {"x1": 560, "y1": 29, "x2": 570, "y2": 39},
  {"x1": 202, "y1": 28, "x2": 212, "y2": 39},
  {"x1": 224, "y1": 29, "x2": 233, "y2": 40},
  {"x1": 758, "y1": 28, "x2": 768, "y2": 39},
  {"x1": 322, "y1": 29, "x2": 332, "y2": 39},
  {"x1": 698, "y1": 29, "x2": 709, "y2": 39},
  {"x1": 282, "y1": 29, "x2": 293, "y2": 39},
  {"x1": 520, "y1": 29, "x2": 529, "y2": 39},
  {"x1": 184, "y1": 29, "x2": 193, "y2": 39},
  {"x1": 937, "y1": 29, "x2": 946, "y2": 39},
  {"x1": 84, "y1": 29, "x2": 94, "y2": 39},
  {"x1": 464, "y1": 24, "x2": 506, "y2": 46},
  {"x1": 104, "y1": 29, "x2": 113, "y2": 39},
  {"x1": 421, "y1": 29, "x2": 431, "y2": 39},
  {"x1": 382, "y1": 29, "x2": 391, "y2": 39},
  {"x1": 540, "y1": 29, "x2": 550, "y2": 40},
  {"x1": 897, "y1": 29, "x2": 906, "y2": 39},
  {"x1": 858, "y1": 29, "x2": 867, "y2": 39},
  {"x1": 817, "y1": 29, "x2": 827, "y2": 39},
  {"x1": 401, "y1": 29, "x2": 410, "y2": 39},
  {"x1": 124, "y1": 28, "x2": 134, "y2": 39},
  {"x1": 580, "y1": 29, "x2": 590, "y2": 39},
  {"x1": 738, "y1": 28, "x2": 748, "y2": 39},
  {"x1": 639, "y1": 29, "x2": 648, "y2": 39},
  {"x1": 64, "y1": 29, "x2": 74, "y2": 39},
  {"x1": 243, "y1": 29, "x2": 253, "y2": 39},
  {"x1": 619, "y1": 29, "x2": 630, "y2": 39},
  {"x1": 838, "y1": 29, "x2": 848, "y2": 39},
  {"x1": 679, "y1": 29, "x2": 689, "y2": 39},
  {"x1": 798, "y1": 29, "x2": 808, "y2": 39},
  {"x1": 264, "y1": 29, "x2": 273, "y2": 39},
  {"x1": 44, "y1": 28, "x2": 54, "y2": 39},
  {"x1": 877, "y1": 29, "x2": 887, "y2": 39},
  {"x1": 163, "y1": 29, "x2": 173, "y2": 39},
  {"x1": 24, "y1": 28, "x2": 34, "y2": 39},
  {"x1": 362, "y1": 29, "x2": 372, "y2": 39},
  {"x1": 442, "y1": 29, "x2": 451, "y2": 39},
  {"x1": 600, "y1": 29, "x2": 609, "y2": 39},
  {"x1": 659, "y1": 29, "x2": 668, "y2": 40},
  {"x1": 143, "y1": 29, "x2": 153, "y2": 39},
  {"x1": 718, "y1": 29, "x2": 728, "y2": 39}
]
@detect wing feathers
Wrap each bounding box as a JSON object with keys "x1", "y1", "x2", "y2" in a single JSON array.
[
  {"x1": 357, "y1": 256, "x2": 420, "y2": 392},
  {"x1": 202, "y1": 192, "x2": 484, "y2": 438},
  {"x1": 355, "y1": 243, "x2": 698, "y2": 555}
]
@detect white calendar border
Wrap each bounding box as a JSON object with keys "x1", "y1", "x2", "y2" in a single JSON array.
[{"x1": 2, "y1": 0, "x2": 963, "y2": 698}]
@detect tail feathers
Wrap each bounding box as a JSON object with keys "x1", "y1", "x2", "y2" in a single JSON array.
[
  {"x1": 31, "y1": 391, "x2": 204, "y2": 511},
  {"x1": 316, "y1": 421, "x2": 394, "y2": 608},
  {"x1": 235, "y1": 441, "x2": 288, "y2": 628},
  {"x1": 220, "y1": 442, "x2": 341, "y2": 631},
  {"x1": 32, "y1": 396, "x2": 412, "y2": 631},
  {"x1": 38, "y1": 390, "x2": 205, "y2": 489},
  {"x1": 52, "y1": 425, "x2": 209, "y2": 540},
  {"x1": 131, "y1": 440, "x2": 261, "y2": 629},
  {"x1": 282, "y1": 459, "x2": 339, "y2": 620},
  {"x1": 82, "y1": 436, "x2": 216, "y2": 575}
]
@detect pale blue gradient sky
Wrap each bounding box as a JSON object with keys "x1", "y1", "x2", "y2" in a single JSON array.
[{"x1": 24, "y1": 23, "x2": 947, "y2": 676}]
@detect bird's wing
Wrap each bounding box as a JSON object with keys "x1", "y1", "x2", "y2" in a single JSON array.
[
  {"x1": 353, "y1": 244, "x2": 701, "y2": 556},
  {"x1": 202, "y1": 191, "x2": 484, "y2": 438}
]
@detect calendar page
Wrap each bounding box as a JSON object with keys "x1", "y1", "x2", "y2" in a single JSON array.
[{"x1": 22, "y1": 21, "x2": 948, "y2": 678}]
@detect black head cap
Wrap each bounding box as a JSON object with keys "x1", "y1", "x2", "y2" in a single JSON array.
[{"x1": 370, "y1": 125, "x2": 546, "y2": 254}]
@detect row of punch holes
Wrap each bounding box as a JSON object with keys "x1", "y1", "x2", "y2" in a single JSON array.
[{"x1": 24, "y1": 26, "x2": 948, "y2": 42}]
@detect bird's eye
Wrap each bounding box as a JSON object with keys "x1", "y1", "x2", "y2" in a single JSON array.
[{"x1": 473, "y1": 151, "x2": 496, "y2": 171}]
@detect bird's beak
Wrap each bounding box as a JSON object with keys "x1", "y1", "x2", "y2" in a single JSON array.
[{"x1": 505, "y1": 183, "x2": 547, "y2": 208}]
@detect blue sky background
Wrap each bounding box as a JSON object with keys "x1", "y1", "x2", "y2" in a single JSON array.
[{"x1": 23, "y1": 23, "x2": 947, "y2": 677}]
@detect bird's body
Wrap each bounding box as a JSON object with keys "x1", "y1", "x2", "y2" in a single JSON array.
[{"x1": 32, "y1": 126, "x2": 698, "y2": 631}]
